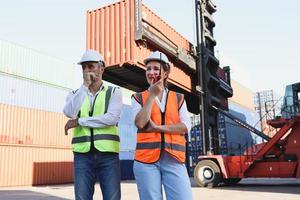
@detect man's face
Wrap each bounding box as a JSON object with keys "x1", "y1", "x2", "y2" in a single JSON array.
[{"x1": 81, "y1": 61, "x2": 104, "y2": 82}]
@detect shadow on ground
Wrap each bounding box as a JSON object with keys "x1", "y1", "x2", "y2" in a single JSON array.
[
  {"x1": 0, "y1": 190, "x2": 70, "y2": 200},
  {"x1": 190, "y1": 178, "x2": 300, "y2": 195}
]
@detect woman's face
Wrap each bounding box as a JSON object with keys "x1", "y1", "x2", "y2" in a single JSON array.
[{"x1": 145, "y1": 60, "x2": 168, "y2": 85}]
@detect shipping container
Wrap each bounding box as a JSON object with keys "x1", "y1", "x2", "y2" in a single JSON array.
[
  {"x1": 218, "y1": 113, "x2": 228, "y2": 154},
  {"x1": 0, "y1": 103, "x2": 138, "y2": 186},
  {"x1": 186, "y1": 113, "x2": 230, "y2": 176},
  {"x1": 0, "y1": 40, "x2": 81, "y2": 89},
  {"x1": 0, "y1": 104, "x2": 138, "y2": 186},
  {"x1": 86, "y1": 0, "x2": 194, "y2": 93},
  {"x1": 118, "y1": 105, "x2": 137, "y2": 151},
  {"x1": 230, "y1": 80, "x2": 255, "y2": 111},
  {"x1": 0, "y1": 74, "x2": 138, "y2": 186},
  {"x1": 225, "y1": 101, "x2": 261, "y2": 155},
  {"x1": 0, "y1": 102, "x2": 142, "y2": 150},
  {"x1": 0, "y1": 145, "x2": 73, "y2": 187},
  {"x1": 0, "y1": 104, "x2": 71, "y2": 146},
  {"x1": 0, "y1": 72, "x2": 137, "y2": 114},
  {"x1": 0, "y1": 73, "x2": 70, "y2": 113},
  {"x1": 186, "y1": 123, "x2": 202, "y2": 177}
]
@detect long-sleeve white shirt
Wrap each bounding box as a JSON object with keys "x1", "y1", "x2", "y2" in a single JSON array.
[
  {"x1": 131, "y1": 88, "x2": 191, "y2": 132},
  {"x1": 63, "y1": 84, "x2": 123, "y2": 128}
]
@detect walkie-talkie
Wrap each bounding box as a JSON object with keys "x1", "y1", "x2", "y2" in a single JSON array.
[{"x1": 153, "y1": 53, "x2": 162, "y2": 83}]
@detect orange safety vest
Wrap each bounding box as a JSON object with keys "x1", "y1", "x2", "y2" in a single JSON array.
[{"x1": 133, "y1": 90, "x2": 186, "y2": 164}]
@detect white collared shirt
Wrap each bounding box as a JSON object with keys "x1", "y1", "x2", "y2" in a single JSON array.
[
  {"x1": 63, "y1": 84, "x2": 123, "y2": 128},
  {"x1": 131, "y1": 88, "x2": 191, "y2": 132}
]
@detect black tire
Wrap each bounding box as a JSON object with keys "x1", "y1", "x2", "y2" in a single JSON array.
[
  {"x1": 223, "y1": 178, "x2": 241, "y2": 185},
  {"x1": 194, "y1": 160, "x2": 221, "y2": 188}
]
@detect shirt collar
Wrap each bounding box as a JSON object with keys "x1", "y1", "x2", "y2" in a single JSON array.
[{"x1": 87, "y1": 83, "x2": 105, "y2": 96}]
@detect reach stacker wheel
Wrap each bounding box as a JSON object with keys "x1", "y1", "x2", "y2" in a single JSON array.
[{"x1": 194, "y1": 160, "x2": 221, "y2": 188}]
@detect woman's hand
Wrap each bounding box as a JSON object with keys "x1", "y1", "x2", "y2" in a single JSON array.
[
  {"x1": 149, "y1": 78, "x2": 164, "y2": 97},
  {"x1": 138, "y1": 120, "x2": 160, "y2": 132}
]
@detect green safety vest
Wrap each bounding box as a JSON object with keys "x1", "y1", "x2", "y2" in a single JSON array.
[{"x1": 72, "y1": 86, "x2": 119, "y2": 153}]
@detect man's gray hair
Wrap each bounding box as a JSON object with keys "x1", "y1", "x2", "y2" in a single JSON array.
[{"x1": 98, "y1": 61, "x2": 105, "y2": 68}]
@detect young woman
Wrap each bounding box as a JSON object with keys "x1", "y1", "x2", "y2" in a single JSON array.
[{"x1": 131, "y1": 51, "x2": 193, "y2": 200}]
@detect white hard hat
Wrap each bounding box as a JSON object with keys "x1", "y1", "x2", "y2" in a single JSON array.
[
  {"x1": 144, "y1": 51, "x2": 170, "y2": 66},
  {"x1": 78, "y1": 49, "x2": 105, "y2": 65}
]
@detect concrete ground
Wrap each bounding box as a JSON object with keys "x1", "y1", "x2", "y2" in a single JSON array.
[{"x1": 0, "y1": 178, "x2": 299, "y2": 200}]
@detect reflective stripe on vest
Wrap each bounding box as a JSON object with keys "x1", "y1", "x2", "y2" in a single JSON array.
[
  {"x1": 136, "y1": 142, "x2": 185, "y2": 152},
  {"x1": 134, "y1": 90, "x2": 186, "y2": 163},
  {"x1": 72, "y1": 86, "x2": 119, "y2": 153}
]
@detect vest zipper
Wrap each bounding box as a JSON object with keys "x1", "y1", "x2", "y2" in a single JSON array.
[
  {"x1": 89, "y1": 92, "x2": 100, "y2": 152},
  {"x1": 161, "y1": 90, "x2": 169, "y2": 151},
  {"x1": 161, "y1": 112, "x2": 165, "y2": 150}
]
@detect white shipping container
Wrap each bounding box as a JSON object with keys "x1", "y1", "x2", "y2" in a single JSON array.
[
  {"x1": 0, "y1": 39, "x2": 81, "y2": 89},
  {"x1": 0, "y1": 73, "x2": 70, "y2": 113},
  {"x1": 118, "y1": 105, "x2": 137, "y2": 151}
]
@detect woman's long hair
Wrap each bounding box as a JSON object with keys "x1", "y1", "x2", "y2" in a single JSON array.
[{"x1": 161, "y1": 62, "x2": 170, "y2": 87}]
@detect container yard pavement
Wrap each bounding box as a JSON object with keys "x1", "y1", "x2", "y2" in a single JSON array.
[{"x1": 0, "y1": 178, "x2": 300, "y2": 200}]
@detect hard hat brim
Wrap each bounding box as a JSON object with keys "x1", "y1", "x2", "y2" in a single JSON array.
[
  {"x1": 77, "y1": 60, "x2": 102, "y2": 65},
  {"x1": 144, "y1": 58, "x2": 168, "y2": 65}
]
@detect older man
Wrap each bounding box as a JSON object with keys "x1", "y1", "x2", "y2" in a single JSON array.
[{"x1": 63, "y1": 49, "x2": 123, "y2": 200}]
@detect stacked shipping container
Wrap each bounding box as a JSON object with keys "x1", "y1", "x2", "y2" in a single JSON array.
[
  {"x1": 186, "y1": 113, "x2": 229, "y2": 177},
  {"x1": 0, "y1": 40, "x2": 80, "y2": 90},
  {"x1": 0, "y1": 40, "x2": 77, "y2": 186},
  {"x1": 186, "y1": 115, "x2": 202, "y2": 176},
  {"x1": 0, "y1": 40, "x2": 141, "y2": 186}
]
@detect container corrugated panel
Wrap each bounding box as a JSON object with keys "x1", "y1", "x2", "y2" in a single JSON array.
[
  {"x1": 0, "y1": 40, "x2": 79, "y2": 89},
  {"x1": 0, "y1": 104, "x2": 71, "y2": 146},
  {"x1": 119, "y1": 123, "x2": 137, "y2": 150},
  {"x1": 228, "y1": 101, "x2": 259, "y2": 130},
  {"x1": 229, "y1": 80, "x2": 255, "y2": 111},
  {"x1": 86, "y1": 0, "x2": 192, "y2": 92},
  {"x1": 0, "y1": 145, "x2": 73, "y2": 187},
  {"x1": 0, "y1": 73, "x2": 70, "y2": 113},
  {"x1": 0, "y1": 103, "x2": 138, "y2": 187},
  {"x1": 141, "y1": 5, "x2": 191, "y2": 53},
  {"x1": 118, "y1": 105, "x2": 137, "y2": 151},
  {"x1": 0, "y1": 93, "x2": 136, "y2": 150}
]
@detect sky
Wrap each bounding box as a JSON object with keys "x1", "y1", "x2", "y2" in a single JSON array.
[{"x1": 0, "y1": 0, "x2": 299, "y2": 96}]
